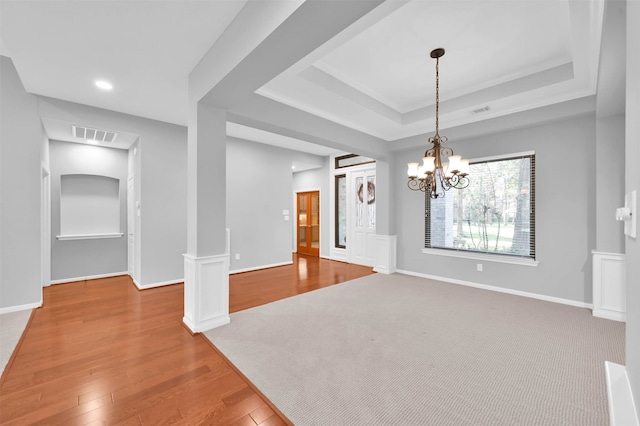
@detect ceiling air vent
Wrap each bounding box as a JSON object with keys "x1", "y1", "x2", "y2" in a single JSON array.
[
  {"x1": 471, "y1": 106, "x2": 491, "y2": 114},
  {"x1": 72, "y1": 125, "x2": 117, "y2": 143}
]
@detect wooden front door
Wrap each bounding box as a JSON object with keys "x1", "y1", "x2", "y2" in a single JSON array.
[{"x1": 297, "y1": 191, "x2": 320, "y2": 256}]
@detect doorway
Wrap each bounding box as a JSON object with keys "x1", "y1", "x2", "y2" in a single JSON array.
[
  {"x1": 296, "y1": 191, "x2": 320, "y2": 256},
  {"x1": 349, "y1": 170, "x2": 376, "y2": 266},
  {"x1": 41, "y1": 162, "x2": 51, "y2": 287},
  {"x1": 127, "y1": 176, "x2": 135, "y2": 277}
]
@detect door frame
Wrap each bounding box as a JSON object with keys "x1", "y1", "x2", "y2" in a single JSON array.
[
  {"x1": 127, "y1": 175, "x2": 135, "y2": 277},
  {"x1": 347, "y1": 168, "x2": 376, "y2": 266},
  {"x1": 330, "y1": 160, "x2": 377, "y2": 264},
  {"x1": 41, "y1": 161, "x2": 51, "y2": 287},
  {"x1": 294, "y1": 188, "x2": 321, "y2": 257}
]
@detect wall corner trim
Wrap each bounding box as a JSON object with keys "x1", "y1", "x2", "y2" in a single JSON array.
[
  {"x1": 0, "y1": 301, "x2": 42, "y2": 315},
  {"x1": 605, "y1": 362, "x2": 640, "y2": 426},
  {"x1": 50, "y1": 271, "x2": 129, "y2": 285},
  {"x1": 133, "y1": 277, "x2": 184, "y2": 290},
  {"x1": 230, "y1": 261, "x2": 293, "y2": 275}
]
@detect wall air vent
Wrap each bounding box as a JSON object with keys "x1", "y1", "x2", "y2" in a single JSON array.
[
  {"x1": 72, "y1": 125, "x2": 118, "y2": 143},
  {"x1": 471, "y1": 106, "x2": 491, "y2": 114}
]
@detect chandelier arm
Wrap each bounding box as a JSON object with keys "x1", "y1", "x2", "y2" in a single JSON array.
[{"x1": 435, "y1": 55, "x2": 440, "y2": 137}]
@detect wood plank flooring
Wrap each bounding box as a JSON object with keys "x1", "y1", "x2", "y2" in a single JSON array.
[{"x1": 0, "y1": 255, "x2": 374, "y2": 425}]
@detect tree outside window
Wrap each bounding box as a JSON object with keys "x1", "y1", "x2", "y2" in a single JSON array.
[{"x1": 426, "y1": 153, "x2": 535, "y2": 259}]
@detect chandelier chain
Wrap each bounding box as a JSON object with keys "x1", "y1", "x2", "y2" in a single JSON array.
[{"x1": 435, "y1": 56, "x2": 439, "y2": 137}]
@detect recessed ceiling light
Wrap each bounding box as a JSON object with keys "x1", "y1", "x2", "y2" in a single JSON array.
[{"x1": 95, "y1": 80, "x2": 113, "y2": 90}]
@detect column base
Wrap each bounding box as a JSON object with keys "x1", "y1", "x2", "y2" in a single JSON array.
[
  {"x1": 373, "y1": 234, "x2": 397, "y2": 274},
  {"x1": 183, "y1": 253, "x2": 230, "y2": 333}
]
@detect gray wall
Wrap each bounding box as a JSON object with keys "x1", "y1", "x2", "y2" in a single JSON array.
[
  {"x1": 595, "y1": 114, "x2": 625, "y2": 253},
  {"x1": 37, "y1": 97, "x2": 187, "y2": 288},
  {"x1": 292, "y1": 158, "x2": 331, "y2": 258},
  {"x1": 394, "y1": 114, "x2": 597, "y2": 303},
  {"x1": 625, "y1": 0, "x2": 640, "y2": 411},
  {"x1": 49, "y1": 140, "x2": 128, "y2": 280},
  {"x1": 226, "y1": 138, "x2": 324, "y2": 271},
  {"x1": 0, "y1": 55, "x2": 43, "y2": 309}
]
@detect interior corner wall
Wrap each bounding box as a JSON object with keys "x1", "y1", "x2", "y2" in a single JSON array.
[
  {"x1": 49, "y1": 141, "x2": 128, "y2": 280},
  {"x1": 226, "y1": 138, "x2": 297, "y2": 271},
  {"x1": 37, "y1": 97, "x2": 187, "y2": 288},
  {"x1": 292, "y1": 157, "x2": 331, "y2": 258},
  {"x1": 394, "y1": 114, "x2": 597, "y2": 304},
  {"x1": 128, "y1": 139, "x2": 142, "y2": 285},
  {"x1": 0, "y1": 55, "x2": 43, "y2": 310},
  {"x1": 138, "y1": 125, "x2": 187, "y2": 287},
  {"x1": 595, "y1": 113, "x2": 625, "y2": 253}
]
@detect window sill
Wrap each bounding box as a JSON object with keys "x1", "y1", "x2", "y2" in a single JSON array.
[
  {"x1": 421, "y1": 248, "x2": 539, "y2": 266},
  {"x1": 57, "y1": 233, "x2": 123, "y2": 241}
]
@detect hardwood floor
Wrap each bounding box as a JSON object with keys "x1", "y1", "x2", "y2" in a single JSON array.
[
  {"x1": 230, "y1": 254, "x2": 375, "y2": 313},
  {"x1": 0, "y1": 255, "x2": 374, "y2": 425}
]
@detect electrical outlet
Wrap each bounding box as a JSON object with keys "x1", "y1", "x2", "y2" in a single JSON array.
[
  {"x1": 235, "y1": 253, "x2": 240, "y2": 260},
  {"x1": 477, "y1": 263, "x2": 483, "y2": 272}
]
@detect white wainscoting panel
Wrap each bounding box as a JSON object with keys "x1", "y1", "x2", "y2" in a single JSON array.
[
  {"x1": 374, "y1": 235, "x2": 397, "y2": 274},
  {"x1": 183, "y1": 253, "x2": 230, "y2": 333},
  {"x1": 592, "y1": 251, "x2": 626, "y2": 322}
]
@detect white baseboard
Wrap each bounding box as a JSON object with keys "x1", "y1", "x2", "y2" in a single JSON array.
[
  {"x1": 132, "y1": 277, "x2": 184, "y2": 290},
  {"x1": 50, "y1": 271, "x2": 129, "y2": 285},
  {"x1": 0, "y1": 300, "x2": 42, "y2": 315},
  {"x1": 606, "y1": 362, "x2": 639, "y2": 426},
  {"x1": 230, "y1": 261, "x2": 293, "y2": 275},
  {"x1": 396, "y1": 269, "x2": 593, "y2": 309}
]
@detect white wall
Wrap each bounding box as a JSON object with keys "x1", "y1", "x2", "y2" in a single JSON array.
[
  {"x1": 394, "y1": 114, "x2": 596, "y2": 304},
  {"x1": 0, "y1": 55, "x2": 43, "y2": 311},
  {"x1": 625, "y1": 0, "x2": 640, "y2": 411},
  {"x1": 49, "y1": 141, "x2": 128, "y2": 281}
]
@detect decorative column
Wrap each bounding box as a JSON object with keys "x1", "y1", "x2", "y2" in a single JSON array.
[
  {"x1": 183, "y1": 102, "x2": 230, "y2": 333},
  {"x1": 373, "y1": 157, "x2": 397, "y2": 274}
]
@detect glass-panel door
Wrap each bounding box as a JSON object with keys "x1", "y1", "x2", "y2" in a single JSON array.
[
  {"x1": 297, "y1": 191, "x2": 320, "y2": 256},
  {"x1": 349, "y1": 170, "x2": 376, "y2": 266}
]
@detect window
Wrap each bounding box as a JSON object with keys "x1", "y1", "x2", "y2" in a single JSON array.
[
  {"x1": 426, "y1": 152, "x2": 535, "y2": 259},
  {"x1": 335, "y1": 154, "x2": 375, "y2": 169}
]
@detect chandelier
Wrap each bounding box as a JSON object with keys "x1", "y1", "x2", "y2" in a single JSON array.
[{"x1": 407, "y1": 48, "x2": 470, "y2": 198}]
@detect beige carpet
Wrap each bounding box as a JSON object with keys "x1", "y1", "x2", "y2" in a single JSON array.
[{"x1": 205, "y1": 273, "x2": 625, "y2": 425}]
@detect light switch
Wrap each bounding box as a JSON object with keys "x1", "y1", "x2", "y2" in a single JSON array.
[
  {"x1": 616, "y1": 190, "x2": 636, "y2": 238},
  {"x1": 283, "y1": 209, "x2": 289, "y2": 215}
]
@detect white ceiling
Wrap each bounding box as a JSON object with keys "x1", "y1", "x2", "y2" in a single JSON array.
[{"x1": 0, "y1": 0, "x2": 618, "y2": 156}]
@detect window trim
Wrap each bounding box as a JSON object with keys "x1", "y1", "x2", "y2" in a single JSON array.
[
  {"x1": 425, "y1": 151, "x2": 536, "y2": 261},
  {"x1": 334, "y1": 153, "x2": 375, "y2": 169},
  {"x1": 421, "y1": 247, "x2": 539, "y2": 266},
  {"x1": 334, "y1": 174, "x2": 346, "y2": 249}
]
